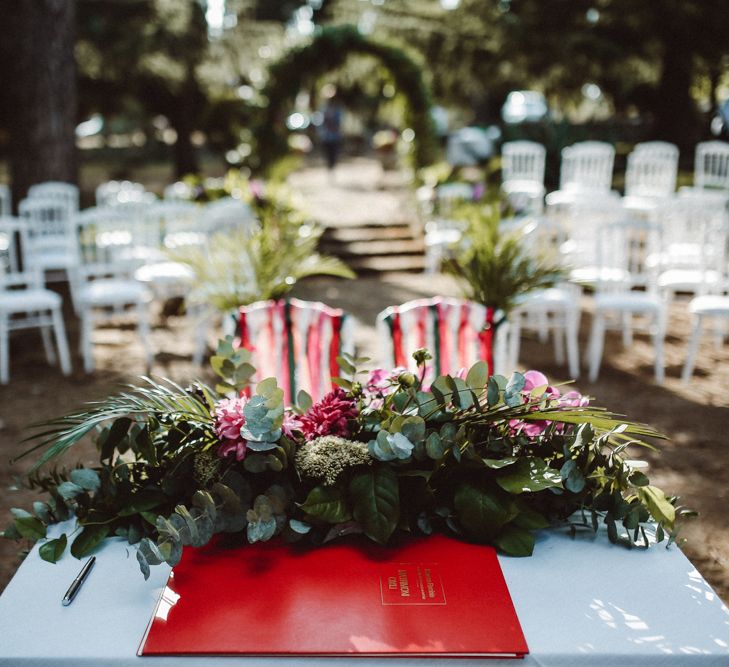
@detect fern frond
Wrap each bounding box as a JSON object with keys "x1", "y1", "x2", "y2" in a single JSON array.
[{"x1": 15, "y1": 377, "x2": 216, "y2": 471}]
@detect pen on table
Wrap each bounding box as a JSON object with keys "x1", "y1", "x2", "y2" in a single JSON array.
[{"x1": 62, "y1": 556, "x2": 95, "y2": 606}]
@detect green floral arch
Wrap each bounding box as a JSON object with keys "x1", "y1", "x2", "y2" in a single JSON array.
[{"x1": 254, "y1": 25, "x2": 438, "y2": 172}]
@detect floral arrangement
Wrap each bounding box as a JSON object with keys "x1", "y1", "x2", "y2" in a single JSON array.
[{"x1": 4, "y1": 340, "x2": 690, "y2": 578}]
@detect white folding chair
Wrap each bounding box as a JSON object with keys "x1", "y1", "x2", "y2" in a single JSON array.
[
  {"x1": 501, "y1": 141, "x2": 546, "y2": 215},
  {"x1": 74, "y1": 207, "x2": 153, "y2": 373},
  {"x1": 201, "y1": 197, "x2": 258, "y2": 237},
  {"x1": 376, "y1": 296, "x2": 510, "y2": 381},
  {"x1": 507, "y1": 218, "x2": 581, "y2": 378},
  {"x1": 423, "y1": 183, "x2": 473, "y2": 274},
  {"x1": 623, "y1": 141, "x2": 678, "y2": 212},
  {"x1": 27, "y1": 181, "x2": 80, "y2": 218},
  {"x1": 694, "y1": 141, "x2": 729, "y2": 192},
  {"x1": 163, "y1": 181, "x2": 195, "y2": 201},
  {"x1": 0, "y1": 218, "x2": 71, "y2": 383},
  {"x1": 18, "y1": 196, "x2": 80, "y2": 309},
  {"x1": 236, "y1": 298, "x2": 355, "y2": 404},
  {"x1": 96, "y1": 180, "x2": 156, "y2": 207},
  {"x1": 559, "y1": 141, "x2": 615, "y2": 193},
  {"x1": 586, "y1": 218, "x2": 666, "y2": 383},
  {"x1": 0, "y1": 184, "x2": 12, "y2": 217}
]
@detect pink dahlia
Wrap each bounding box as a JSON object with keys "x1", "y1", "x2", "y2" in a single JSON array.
[
  {"x1": 300, "y1": 388, "x2": 358, "y2": 440},
  {"x1": 214, "y1": 396, "x2": 248, "y2": 460},
  {"x1": 282, "y1": 409, "x2": 303, "y2": 439}
]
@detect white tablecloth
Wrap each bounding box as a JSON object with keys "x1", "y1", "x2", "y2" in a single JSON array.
[{"x1": 1, "y1": 524, "x2": 728, "y2": 666}]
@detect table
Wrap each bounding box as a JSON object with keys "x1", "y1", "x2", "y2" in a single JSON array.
[{"x1": 1, "y1": 523, "x2": 728, "y2": 666}]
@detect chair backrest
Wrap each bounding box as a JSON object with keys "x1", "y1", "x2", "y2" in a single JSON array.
[
  {"x1": 654, "y1": 198, "x2": 729, "y2": 278},
  {"x1": 140, "y1": 200, "x2": 203, "y2": 251},
  {"x1": 27, "y1": 181, "x2": 79, "y2": 217},
  {"x1": 237, "y1": 298, "x2": 354, "y2": 404},
  {"x1": 0, "y1": 184, "x2": 12, "y2": 217},
  {"x1": 625, "y1": 142, "x2": 679, "y2": 197},
  {"x1": 202, "y1": 197, "x2": 258, "y2": 236},
  {"x1": 96, "y1": 180, "x2": 155, "y2": 207},
  {"x1": 694, "y1": 141, "x2": 729, "y2": 191},
  {"x1": 163, "y1": 181, "x2": 195, "y2": 201},
  {"x1": 74, "y1": 207, "x2": 140, "y2": 280},
  {"x1": 18, "y1": 196, "x2": 72, "y2": 251},
  {"x1": 0, "y1": 217, "x2": 42, "y2": 291},
  {"x1": 501, "y1": 141, "x2": 546, "y2": 185},
  {"x1": 376, "y1": 296, "x2": 502, "y2": 382},
  {"x1": 559, "y1": 141, "x2": 615, "y2": 193}
]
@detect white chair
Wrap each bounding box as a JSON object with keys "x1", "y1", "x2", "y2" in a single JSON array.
[
  {"x1": 134, "y1": 201, "x2": 202, "y2": 302},
  {"x1": 27, "y1": 181, "x2": 79, "y2": 218},
  {"x1": 96, "y1": 180, "x2": 156, "y2": 207},
  {"x1": 586, "y1": 219, "x2": 667, "y2": 384},
  {"x1": 652, "y1": 198, "x2": 729, "y2": 303},
  {"x1": 74, "y1": 207, "x2": 153, "y2": 373},
  {"x1": 236, "y1": 298, "x2": 355, "y2": 404},
  {"x1": 201, "y1": 197, "x2": 258, "y2": 237},
  {"x1": 18, "y1": 196, "x2": 80, "y2": 309},
  {"x1": 0, "y1": 218, "x2": 71, "y2": 384},
  {"x1": 507, "y1": 218, "x2": 581, "y2": 378},
  {"x1": 682, "y1": 296, "x2": 729, "y2": 383},
  {"x1": 623, "y1": 141, "x2": 678, "y2": 212},
  {"x1": 501, "y1": 141, "x2": 546, "y2": 215},
  {"x1": 376, "y1": 296, "x2": 510, "y2": 381},
  {"x1": 558, "y1": 141, "x2": 615, "y2": 194},
  {"x1": 163, "y1": 181, "x2": 195, "y2": 201},
  {"x1": 0, "y1": 184, "x2": 11, "y2": 217},
  {"x1": 694, "y1": 141, "x2": 729, "y2": 192},
  {"x1": 423, "y1": 183, "x2": 473, "y2": 274}
]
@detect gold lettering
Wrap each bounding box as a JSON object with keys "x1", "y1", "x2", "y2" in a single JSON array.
[
  {"x1": 425, "y1": 569, "x2": 436, "y2": 598},
  {"x1": 398, "y1": 569, "x2": 410, "y2": 597},
  {"x1": 388, "y1": 576, "x2": 397, "y2": 590}
]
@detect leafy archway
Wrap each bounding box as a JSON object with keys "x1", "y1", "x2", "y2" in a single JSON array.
[{"x1": 254, "y1": 25, "x2": 438, "y2": 172}]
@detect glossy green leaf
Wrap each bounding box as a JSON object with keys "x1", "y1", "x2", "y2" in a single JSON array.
[
  {"x1": 300, "y1": 486, "x2": 352, "y2": 524},
  {"x1": 39, "y1": 534, "x2": 67, "y2": 563},
  {"x1": 466, "y1": 361, "x2": 489, "y2": 392},
  {"x1": 638, "y1": 486, "x2": 676, "y2": 528},
  {"x1": 71, "y1": 524, "x2": 110, "y2": 558},
  {"x1": 496, "y1": 525, "x2": 535, "y2": 556},
  {"x1": 69, "y1": 469, "x2": 101, "y2": 493},
  {"x1": 350, "y1": 466, "x2": 400, "y2": 544},
  {"x1": 454, "y1": 484, "x2": 517, "y2": 541},
  {"x1": 496, "y1": 458, "x2": 563, "y2": 494}
]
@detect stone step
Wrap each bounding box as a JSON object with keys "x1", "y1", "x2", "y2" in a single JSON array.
[
  {"x1": 348, "y1": 254, "x2": 426, "y2": 274},
  {"x1": 322, "y1": 223, "x2": 417, "y2": 243},
  {"x1": 320, "y1": 238, "x2": 425, "y2": 258}
]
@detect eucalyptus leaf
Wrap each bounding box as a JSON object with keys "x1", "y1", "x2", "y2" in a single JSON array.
[{"x1": 69, "y1": 469, "x2": 101, "y2": 493}]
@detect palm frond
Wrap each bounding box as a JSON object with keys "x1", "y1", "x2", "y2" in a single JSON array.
[{"x1": 15, "y1": 377, "x2": 215, "y2": 471}]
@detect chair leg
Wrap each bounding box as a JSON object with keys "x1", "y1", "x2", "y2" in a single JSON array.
[
  {"x1": 553, "y1": 322, "x2": 565, "y2": 365},
  {"x1": 652, "y1": 311, "x2": 665, "y2": 385},
  {"x1": 51, "y1": 306, "x2": 72, "y2": 377},
  {"x1": 137, "y1": 302, "x2": 153, "y2": 372},
  {"x1": 81, "y1": 310, "x2": 94, "y2": 373},
  {"x1": 621, "y1": 312, "x2": 633, "y2": 347},
  {"x1": 507, "y1": 316, "x2": 521, "y2": 372},
  {"x1": 537, "y1": 310, "x2": 549, "y2": 343},
  {"x1": 588, "y1": 311, "x2": 606, "y2": 383},
  {"x1": 566, "y1": 312, "x2": 580, "y2": 379},
  {"x1": 0, "y1": 314, "x2": 9, "y2": 384},
  {"x1": 40, "y1": 316, "x2": 57, "y2": 366},
  {"x1": 681, "y1": 314, "x2": 704, "y2": 384}
]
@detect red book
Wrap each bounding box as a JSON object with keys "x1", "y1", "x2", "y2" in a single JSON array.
[{"x1": 139, "y1": 533, "x2": 528, "y2": 658}]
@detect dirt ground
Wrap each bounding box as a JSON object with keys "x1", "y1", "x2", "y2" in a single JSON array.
[{"x1": 1, "y1": 160, "x2": 728, "y2": 607}]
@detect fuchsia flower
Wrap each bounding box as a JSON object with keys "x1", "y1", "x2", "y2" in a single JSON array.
[
  {"x1": 282, "y1": 410, "x2": 303, "y2": 438},
  {"x1": 300, "y1": 388, "x2": 358, "y2": 440},
  {"x1": 214, "y1": 396, "x2": 249, "y2": 460},
  {"x1": 510, "y1": 371, "x2": 589, "y2": 438}
]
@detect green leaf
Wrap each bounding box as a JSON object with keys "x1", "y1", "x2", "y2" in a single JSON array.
[
  {"x1": 504, "y1": 372, "x2": 525, "y2": 407},
  {"x1": 496, "y1": 525, "x2": 535, "y2": 556},
  {"x1": 297, "y1": 390, "x2": 313, "y2": 412},
  {"x1": 638, "y1": 486, "x2": 676, "y2": 529},
  {"x1": 425, "y1": 432, "x2": 446, "y2": 459},
  {"x1": 336, "y1": 356, "x2": 356, "y2": 376},
  {"x1": 69, "y1": 469, "x2": 101, "y2": 493},
  {"x1": 105, "y1": 417, "x2": 132, "y2": 454},
  {"x1": 454, "y1": 484, "x2": 517, "y2": 541},
  {"x1": 482, "y1": 457, "x2": 519, "y2": 469},
  {"x1": 400, "y1": 416, "x2": 426, "y2": 443},
  {"x1": 512, "y1": 508, "x2": 550, "y2": 530},
  {"x1": 57, "y1": 481, "x2": 85, "y2": 500},
  {"x1": 487, "y1": 376, "x2": 501, "y2": 407},
  {"x1": 39, "y1": 534, "x2": 67, "y2": 563},
  {"x1": 350, "y1": 466, "x2": 400, "y2": 544},
  {"x1": 118, "y1": 490, "x2": 166, "y2": 516},
  {"x1": 300, "y1": 486, "x2": 352, "y2": 524},
  {"x1": 14, "y1": 515, "x2": 47, "y2": 540},
  {"x1": 629, "y1": 470, "x2": 650, "y2": 487},
  {"x1": 560, "y1": 459, "x2": 586, "y2": 493},
  {"x1": 496, "y1": 458, "x2": 563, "y2": 494},
  {"x1": 466, "y1": 361, "x2": 489, "y2": 392},
  {"x1": 71, "y1": 524, "x2": 110, "y2": 558}
]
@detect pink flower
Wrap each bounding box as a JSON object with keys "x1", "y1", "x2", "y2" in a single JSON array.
[
  {"x1": 214, "y1": 396, "x2": 248, "y2": 460},
  {"x1": 523, "y1": 370, "x2": 560, "y2": 400},
  {"x1": 282, "y1": 409, "x2": 303, "y2": 438},
  {"x1": 558, "y1": 390, "x2": 590, "y2": 408},
  {"x1": 300, "y1": 388, "x2": 358, "y2": 440}
]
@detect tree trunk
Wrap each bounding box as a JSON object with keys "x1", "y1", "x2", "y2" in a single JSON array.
[
  {"x1": 5, "y1": 0, "x2": 78, "y2": 209},
  {"x1": 653, "y1": 40, "x2": 700, "y2": 152}
]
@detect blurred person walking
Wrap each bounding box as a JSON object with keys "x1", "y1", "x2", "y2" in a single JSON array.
[{"x1": 320, "y1": 88, "x2": 344, "y2": 179}]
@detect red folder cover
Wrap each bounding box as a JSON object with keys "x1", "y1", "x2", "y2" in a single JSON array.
[{"x1": 139, "y1": 533, "x2": 528, "y2": 658}]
